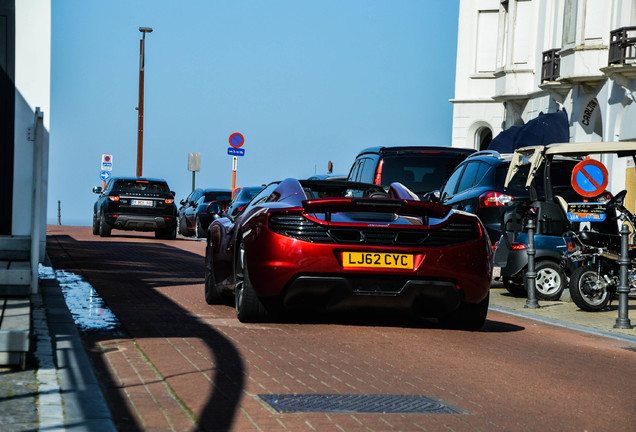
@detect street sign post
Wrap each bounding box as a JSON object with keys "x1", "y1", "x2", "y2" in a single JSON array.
[
  {"x1": 229, "y1": 133, "x2": 245, "y2": 195},
  {"x1": 227, "y1": 147, "x2": 245, "y2": 156},
  {"x1": 101, "y1": 154, "x2": 113, "y2": 171}
]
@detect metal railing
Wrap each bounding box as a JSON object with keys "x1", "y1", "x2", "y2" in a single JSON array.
[
  {"x1": 541, "y1": 48, "x2": 560, "y2": 82},
  {"x1": 609, "y1": 26, "x2": 636, "y2": 65}
]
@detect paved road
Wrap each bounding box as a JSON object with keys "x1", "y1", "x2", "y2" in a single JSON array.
[{"x1": 46, "y1": 226, "x2": 636, "y2": 432}]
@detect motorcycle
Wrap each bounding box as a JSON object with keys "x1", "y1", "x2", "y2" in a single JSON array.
[{"x1": 563, "y1": 190, "x2": 636, "y2": 311}]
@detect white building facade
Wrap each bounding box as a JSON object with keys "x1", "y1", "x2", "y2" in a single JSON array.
[{"x1": 451, "y1": 0, "x2": 636, "y2": 209}]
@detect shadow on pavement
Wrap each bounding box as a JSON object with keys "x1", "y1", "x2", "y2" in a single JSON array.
[{"x1": 47, "y1": 234, "x2": 244, "y2": 432}]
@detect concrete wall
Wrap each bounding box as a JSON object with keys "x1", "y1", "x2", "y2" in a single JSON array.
[{"x1": 12, "y1": 0, "x2": 50, "y2": 258}]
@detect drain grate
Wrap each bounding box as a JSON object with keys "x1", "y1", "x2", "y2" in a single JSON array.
[{"x1": 258, "y1": 394, "x2": 462, "y2": 414}]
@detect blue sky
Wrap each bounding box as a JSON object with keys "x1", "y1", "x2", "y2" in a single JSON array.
[{"x1": 48, "y1": 0, "x2": 460, "y2": 226}]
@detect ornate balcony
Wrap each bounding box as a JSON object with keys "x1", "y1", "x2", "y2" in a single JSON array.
[
  {"x1": 608, "y1": 26, "x2": 636, "y2": 65},
  {"x1": 541, "y1": 49, "x2": 560, "y2": 82}
]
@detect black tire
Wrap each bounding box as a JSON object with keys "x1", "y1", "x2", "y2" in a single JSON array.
[
  {"x1": 195, "y1": 217, "x2": 205, "y2": 239},
  {"x1": 569, "y1": 265, "x2": 611, "y2": 312},
  {"x1": 503, "y1": 277, "x2": 526, "y2": 297},
  {"x1": 527, "y1": 261, "x2": 566, "y2": 301},
  {"x1": 235, "y1": 241, "x2": 275, "y2": 323},
  {"x1": 204, "y1": 249, "x2": 223, "y2": 304},
  {"x1": 99, "y1": 214, "x2": 111, "y2": 237},
  {"x1": 178, "y1": 216, "x2": 189, "y2": 236},
  {"x1": 439, "y1": 293, "x2": 489, "y2": 331},
  {"x1": 155, "y1": 225, "x2": 177, "y2": 240},
  {"x1": 92, "y1": 214, "x2": 100, "y2": 235}
]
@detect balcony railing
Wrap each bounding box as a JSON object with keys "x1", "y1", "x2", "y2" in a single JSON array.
[
  {"x1": 541, "y1": 48, "x2": 560, "y2": 82},
  {"x1": 609, "y1": 26, "x2": 636, "y2": 65}
]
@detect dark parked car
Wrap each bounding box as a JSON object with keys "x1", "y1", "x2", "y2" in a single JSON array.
[
  {"x1": 204, "y1": 178, "x2": 492, "y2": 329},
  {"x1": 92, "y1": 177, "x2": 177, "y2": 239},
  {"x1": 224, "y1": 186, "x2": 264, "y2": 217},
  {"x1": 436, "y1": 150, "x2": 581, "y2": 243},
  {"x1": 177, "y1": 188, "x2": 232, "y2": 238},
  {"x1": 347, "y1": 146, "x2": 475, "y2": 198}
]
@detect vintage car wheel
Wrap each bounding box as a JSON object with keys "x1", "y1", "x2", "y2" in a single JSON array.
[
  {"x1": 439, "y1": 293, "x2": 489, "y2": 331},
  {"x1": 235, "y1": 241, "x2": 275, "y2": 323},
  {"x1": 99, "y1": 214, "x2": 111, "y2": 237}
]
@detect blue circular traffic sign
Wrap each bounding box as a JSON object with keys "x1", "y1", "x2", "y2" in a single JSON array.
[
  {"x1": 571, "y1": 159, "x2": 608, "y2": 198},
  {"x1": 229, "y1": 132, "x2": 244, "y2": 148},
  {"x1": 100, "y1": 170, "x2": 111, "y2": 181}
]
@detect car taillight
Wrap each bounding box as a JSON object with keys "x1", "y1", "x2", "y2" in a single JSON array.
[
  {"x1": 373, "y1": 159, "x2": 384, "y2": 185},
  {"x1": 566, "y1": 241, "x2": 577, "y2": 252},
  {"x1": 510, "y1": 243, "x2": 527, "y2": 250},
  {"x1": 492, "y1": 241, "x2": 499, "y2": 252},
  {"x1": 479, "y1": 191, "x2": 514, "y2": 207},
  {"x1": 165, "y1": 198, "x2": 174, "y2": 204},
  {"x1": 108, "y1": 195, "x2": 120, "y2": 202}
]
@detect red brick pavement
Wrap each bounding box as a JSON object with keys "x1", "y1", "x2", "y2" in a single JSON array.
[{"x1": 46, "y1": 226, "x2": 636, "y2": 432}]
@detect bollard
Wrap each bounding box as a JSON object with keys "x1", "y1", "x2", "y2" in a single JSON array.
[
  {"x1": 613, "y1": 222, "x2": 633, "y2": 329},
  {"x1": 525, "y1": 215, "x2": 540, "y2": 309}
]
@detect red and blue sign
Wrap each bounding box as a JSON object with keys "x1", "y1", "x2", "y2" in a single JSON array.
[
  {"x1": 571, "y1": 159, "x2": 608, "y2": 198},
  {"x1": 229, "y1": 132, "x2": 245, "y2": 148}
]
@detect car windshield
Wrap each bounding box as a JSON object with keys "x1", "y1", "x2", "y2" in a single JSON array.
[
  {"x1": 381, "y1": 153, "x2": 467, "y2": 194},
  {"x1": 113, "y1": 180, "x2": 170, "y2": 193}
]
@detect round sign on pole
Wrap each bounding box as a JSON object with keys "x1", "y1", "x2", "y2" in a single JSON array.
[
  {"x1": 571, "y1": 159, "x2": 608, "y2": 198},
  {"x1": 229, "y1": 132, "x2": 244, "y2": 148}
]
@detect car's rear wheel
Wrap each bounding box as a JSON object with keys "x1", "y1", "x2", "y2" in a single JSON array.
[
  {"x1": 156, "y1": 225, "x2": 177, "y2": 240},
  {"x1": 528, "y1": 260, "x2": 566, "y2": 301},
  {"x1": 235, "y1": 241, "x2": 276, "y2": 323},
  {"x1": 99, "y1": 214, "x2": 111, "y2": 237},
  {"x1": 92, "y1": 214, "x2": 100, "y2": 235},
  {"x1": 439, "y1": 293, "x2": 489, "y2": 331}
]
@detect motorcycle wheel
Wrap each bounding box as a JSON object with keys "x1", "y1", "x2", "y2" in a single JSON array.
[{"x1": 568, "y1": 265, "x2": 611, "y2": 312}]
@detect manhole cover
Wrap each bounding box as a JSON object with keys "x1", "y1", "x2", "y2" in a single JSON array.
[{"x1": 258, "y1": 394, "x2": 463, "y2": 414}]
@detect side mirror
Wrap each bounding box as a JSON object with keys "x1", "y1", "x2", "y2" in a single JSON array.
[
  {"x1": 180, "y1": 199, "x2": 186, "y2": 206},
  {"x1": 93, "y1": 186, "x2": 102, "y2": 194},
  {"x1": 424, "y1": 190, "x2": 441, "y2": 203}
]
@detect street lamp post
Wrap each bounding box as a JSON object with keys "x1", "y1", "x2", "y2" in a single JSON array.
[{"x1": 137, "y1": 27, "x2": 153, "y2": 177}]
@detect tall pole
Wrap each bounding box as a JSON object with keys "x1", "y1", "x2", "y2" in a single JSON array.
[{"x1": 137, "y1": 27, "x2": 152, "y2": 177}]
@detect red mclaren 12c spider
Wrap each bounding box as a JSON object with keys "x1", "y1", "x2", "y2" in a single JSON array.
[{"x1": 205, "y1": 179, "x2": 492, "y2": 330}]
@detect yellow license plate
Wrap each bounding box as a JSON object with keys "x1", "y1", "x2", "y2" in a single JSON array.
[{"x1": 342, "y1": 252, "x2": 413, "y2": 269}]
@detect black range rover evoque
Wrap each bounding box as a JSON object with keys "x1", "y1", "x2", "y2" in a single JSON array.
[{"x1": 92, "y1": 177, "x2": 178, "y2": 239}]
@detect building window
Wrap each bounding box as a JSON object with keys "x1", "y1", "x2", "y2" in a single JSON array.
[
  {"x1": 562, "y1": 0, "x2": 577, "y2": 46},
  {"x1": 476, "y1": 127, "x2": 493, "y2": 151},
  {"x1": 476, "y1": 10, "x2": 499, "y2": 73}
]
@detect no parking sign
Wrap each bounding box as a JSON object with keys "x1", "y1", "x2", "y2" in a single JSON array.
[{"x1": 571, "y1": 159, "x2": 608, "y2": 198}]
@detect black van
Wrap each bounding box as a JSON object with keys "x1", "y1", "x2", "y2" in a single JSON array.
[{"x1": 347, "y1": 146, "x2": 475, "y2": 198}]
